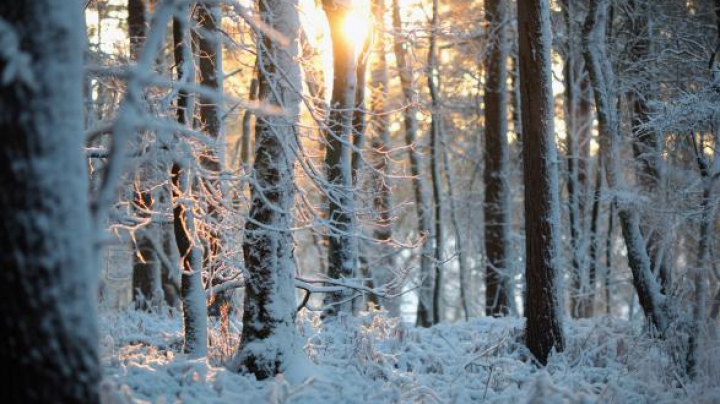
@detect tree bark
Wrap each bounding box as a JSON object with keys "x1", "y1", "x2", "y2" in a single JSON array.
[
  {"x1": 235, "y1": 0, "x2": 302, "y2": 379},
  {"x1": 0, "y1": 1, "x2": 100, "y2": 401},
  {"x1": 322, "y1": 0, "x2": 360, "y2": 316},
  {"x1": 128, "y1": 0, "x2": 164, "y2": 312},
  {"x1": 517, "y1": 0, "x2": 565, "y2": 365},
  {"x1": 484, "y1": 0, "x2": 512, "y2": 317},
  {"x1": 173, "y1": 10, "x2": 207, "y2": 356}
]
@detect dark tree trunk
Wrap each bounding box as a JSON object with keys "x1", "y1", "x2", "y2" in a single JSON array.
[
  {"x1": 484, "y1": 0, "x2": 512, "y2": 317},
  {"x1": 517, "y1": 0, "x2": 565, "y2": 365},
  {"x1": 628, "y1": 0, "x2": 669, "y2": 293},
  {"x1": 0, "y1": 1, "x2": 100, "y2": 401},
  {"x1": 427, "y1": 0, "x2": 445, "y2": 325},
  {"x1": 173, "y1": 11, "x2": 207, "y2": 356},
  {"x1": 128, "y1": 0, "x2": 164, "y2": 312},
  {"x1": 322, "y1": 0, "x2": 360, "y2": 316},
  {"x1": 235, "y1": 0, "x2": 302, "y2": 379},
  {"x1": 392, "y1": 0, "x2": 434, "y2": 327}
]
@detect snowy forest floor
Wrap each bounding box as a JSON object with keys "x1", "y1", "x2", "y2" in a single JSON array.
[{"x1": 99, "y1": 309, "x2": 720, "y2": 403}]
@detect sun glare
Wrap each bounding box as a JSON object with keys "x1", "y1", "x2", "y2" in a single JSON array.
[{"x1": 341, "y1": 2, "x2": 372, "y2": 55}]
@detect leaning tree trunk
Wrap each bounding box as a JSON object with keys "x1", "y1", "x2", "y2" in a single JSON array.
[
  {"x1": 583, "y1": 0, "x2": 668, "y2": 332},
  {"x1": 0, "y1": 1, "x2": 100, "y2": 401},
  {"x1": 172, "y1": 10, "x2": 208, "y2": 356},
  {"x1": 392, "y1": 0, "x2": 435, "y2": 327},
  {"x1": 322, "y1": 0, "x2": 360, "y2": 317},
  {"x1": 517, "y1": 0, "x2": 565, "y2": 365},
  {"x1": 484, "y1": 0, "x2": 513, "y2": 317},
  {"x1": 235, "y1": 0, "x2": 302, "y2": 380}
]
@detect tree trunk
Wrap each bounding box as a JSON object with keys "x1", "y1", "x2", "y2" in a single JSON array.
[
  {"x1": 322, "y1": 0, "x2": 360, "y2": 316},
  {"x1": 605, "y1": 197, "x2": 614, "y2": 315},
  {"x1": 686, "y1": 130, "x2": 718, "y2": 377},
  {"x1": 0, "y1": 1, "x2": 100, "y2": 401},
  {"x1": 628, "y1": 0, "x2": 670, "y2": 292},
  {"x1": 367, "y1": 0, "x2": 398, "y2": 316},
  {"x1": 235, "y1": 0, "x2": 302, "y2": 379},
  {"x1": 173, "y1": 11, "x2": 207, "y2": 356},
  {"x1": 241, "y1": 75, "x2": 258, "y2": 168},
  {"x1": 484, "y1": 0, "x2": 512, "y2": 317},
  {"x1": 583, "y1": 0, "x2": 668, "y2": 332},
  {"x1": 128, "y1": 0, "x2": 164, "y2": 312},
  {"x1": 562, "y1": 0, "x2": 592, "y2": 318},
  {"x1": 426, "y1": 0, "x2": 445, "y2": 325},
  {"x1": 392, "y1": 0, "x2": 434, "y2": 327},
  {"x1": 517, "y1": 0, "x2": 565, "y2": 365}
]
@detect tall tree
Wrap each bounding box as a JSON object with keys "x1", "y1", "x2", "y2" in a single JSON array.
[
  {"x1": 562, "y1": 0, "x2": 595, "y2": 318},
  {"x1": 322, "y1": 0, "x2": 360, "y2": 316},
  {"x1": 517, "y1": 0, "x2": 565, "y2": 365},
  {"x1": 235, "y1": 0, "x2": 302, "y2": 379},
  {"x1": 128, "y1": 0, "x2": 165, "y2": 312},
  {"x1": 392, "y1": 0, "x2": 435, "y2": 327},
  {"x1": 427, "y1": 0, "x2": 445, "y2": 325},
  {"x1": 172, "y1": 8, "x2": 208, "y2": 356},
  {"x1": 0, "y1": 0, "x2": 100, "y2": 401},
  {"x1": 484, "y1": 0, "x2": 512, "y2": 317},
  {"x1": 366, "y1": 0, "x2": 398, "y2": 315}
]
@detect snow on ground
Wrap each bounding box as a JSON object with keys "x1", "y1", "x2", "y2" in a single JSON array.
[{"x1": 99, "y1": 309, "x2": 720, "y2": 403}]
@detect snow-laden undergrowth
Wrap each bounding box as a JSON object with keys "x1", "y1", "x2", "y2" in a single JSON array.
[{"x1": 99, "y1": 309, "x2": 720, "y2": 403}]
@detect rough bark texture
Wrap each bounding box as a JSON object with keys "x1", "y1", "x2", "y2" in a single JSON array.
[
  {"x1": 517, "y1": 0, "x2": 565, "y2": 365},
  {"x1": 484, "y1": 0, "x2": 512, "y2": 317},
  {"x1": 173, "y1": 12, "x2": 208, "y2": 356},
  {"x1": 0, "y1": 1, "x2": 100, "y2": 401},
  {"x1": 583, "y1": 0, "x2": 668, "y2": 332},
  {"x1": 322, "y1": 0, "x2": 360, "y2": 316},
  {"x1": 392, "y1": 0, "x2": 434, "y2": 327},
  {"x1": 235, "y1": 0, "x2": 301, "y2": 380}
]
